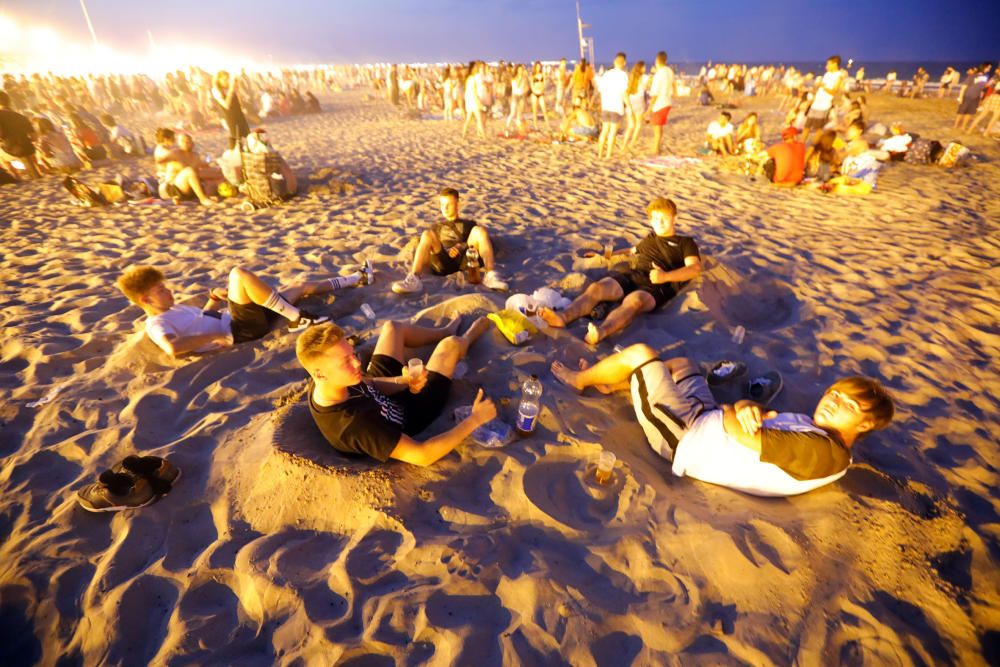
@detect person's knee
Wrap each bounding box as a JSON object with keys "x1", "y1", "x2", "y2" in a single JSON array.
[
  {"x1": 437, "y1": 335, "x2": 463, "y2": 355},
  {"x1": 623, "y1": 343, "x2": 658, "y2": 367},
  {"x1": 380, "y1": 320, "x2": 402, "y2": 340},
  {"x1": 667, "y1": 357, "x2": 699, "y2": 377},
  {"x1": 229, "y1": 266, "x2": 251, "y2": 284}
]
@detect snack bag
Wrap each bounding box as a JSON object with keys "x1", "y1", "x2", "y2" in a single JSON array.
[{"x1": 487, "y1": 309, "x2": 538, "y2": 346}]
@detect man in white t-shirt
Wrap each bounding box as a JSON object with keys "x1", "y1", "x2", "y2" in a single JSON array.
[
  {"x1": 805, "y1": 55, "x2": 847, "y2": 144},
  {"x1": 705, "y1": 111, "x2": 735, "y2": 154},
  {"x1": 647, "y1": 51, "x2": 676, "y2": 155},
  {"x1": 596, "y1": 52, "x2": 629, "y2": 159},
  {"x1": 551, "y1": 344, "x2": 894, "y2": 497},
  {"x1": 116, "y1": 262, "x2": 373, "y2": 358}
]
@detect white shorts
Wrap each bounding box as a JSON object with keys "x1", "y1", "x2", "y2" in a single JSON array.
[{"x1": 629, "y1": 359, "x2": 717, "y2": 461}]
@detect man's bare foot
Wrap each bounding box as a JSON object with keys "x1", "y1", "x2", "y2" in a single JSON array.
[
  {"x1": 584, "y1": 322, "x2": 603, "y2": 345},
  {"x1": 538, "y1": 307, "x2": 567, "y2": 328},
  {"x1": 460, "y1": 315, "x2": 490, "y2": 343},
  {"x1": 551, "y1": 361, "x2": 584, "y2": 392}
]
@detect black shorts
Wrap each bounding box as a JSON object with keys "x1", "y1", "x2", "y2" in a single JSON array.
[
  {"x1": 429, "y1": 246, "x2": 484, "y2": 276},
  {"x1": 804, "y1": 108, "x2": 829, "y2": 130},
  {"x1": 366, "y1": 354, "x2": 452, "y2": 435},
  {"x1": 228, "y1": 300, "x2": 279, "y2": 343},
  {"x1": 164, "y1": 183, "x2": 197, "y2": 201},
  {"x1": 610, "y1": 270, "x2": 677, "y2": 309}
]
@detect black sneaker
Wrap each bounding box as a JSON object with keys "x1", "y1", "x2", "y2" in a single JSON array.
[
  {"x1": 112, "y1": 455, "x2": 181, "y2": 495},
  {"x1": 77, "y1": 471, "x2": 157, "y2": 512},
  {"x1": 707, "y1": 360, "x2": 748, "y2": 387},
  {"x1": 748, "y1": 371, "x2": 783, "y2": 406},
  {"x1": 358, "y1": 259, "x2": 374, "y2": 287},
  {"x1": 288, "y1": 310, "x2": 330, "y2": 333}
]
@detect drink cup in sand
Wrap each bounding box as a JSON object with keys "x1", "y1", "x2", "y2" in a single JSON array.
[
  {"x1": 595, "y1": 450, "x2": 616, "y2": 485},
  {"x1": 407, "y1": 358, "x2": 424, "y2": 393}
]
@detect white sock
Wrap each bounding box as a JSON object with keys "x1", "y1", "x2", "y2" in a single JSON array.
[
  {"x1": 329, "y1": 274, "x2": 360, "y2": 290},
  {"x1": 262, "y1": 290, "x2": 300, "y2": 321}
]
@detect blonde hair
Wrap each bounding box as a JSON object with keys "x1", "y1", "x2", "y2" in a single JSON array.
[
  {"x1": 646, "y1": 197, "x2": 677, "y2": 217},
  {"x1": 296, "y1": 322, "x2": 346, "y2": 368},
  {"x1": 117, "y1": 266, "x2": 164, "y2": 304},
  {"x1": 827, "y1": 376, "x2": 895, "y2": 432}
]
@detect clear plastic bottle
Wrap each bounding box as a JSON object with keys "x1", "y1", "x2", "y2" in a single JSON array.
[{"x1": 516, "y1": 374, "x2": 543, "y2": 436}]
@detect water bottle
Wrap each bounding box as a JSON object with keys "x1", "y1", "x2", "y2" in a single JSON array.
[{"x1": 516, "y1": 374, "x2": 543, "y2": 436}]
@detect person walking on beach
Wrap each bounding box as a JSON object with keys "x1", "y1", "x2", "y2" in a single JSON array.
[
  {"x1": 955, "y1": 63, "x2": 992, "y2": 132},
  {"x1": 550, "y1": 345, "x2": 894, "y2": 497},
  {"x1": 554, "y1": 58, "x2": 570, "y2": 116},
  {"x1": 506, "y1": 64, "x2": 529, "y2": 134},
  {"x1": 212, "y1": 70, "x2": 250, "y2": 149},
  {"x1": 596, "y1": 52, "x2": 630, "y2": 159},
  {"x1": 528, "y1": 61, "x2": 551, "y2": 130},
  {"x1": 538, "y1": 197, "x2": 700, "y2": 345},
  {"x1": 462, "y1": 62, "x2": 489, "y2": 140},
  {"x1": 647, "y1": 51, "x2": 676, "y2": 155},
  {"x1": 298, "y1": 318, "x2": 495, "y2": 466},
  {"x1": 622, "y1": 60, "x2": 648, "y2": 152},
  {"x1": 391, "y1": 187, "x2": 509, "y2": 295}
]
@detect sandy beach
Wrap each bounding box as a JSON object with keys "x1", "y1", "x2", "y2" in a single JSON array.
[{"x1": 1, "y1": 88, "x2": 999, "y2": 665}]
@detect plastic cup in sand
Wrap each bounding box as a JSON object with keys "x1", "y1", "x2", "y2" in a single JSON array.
[
  {"x1": 407, "y1": 358, "x2": 424, "y2": 392},
  {"x1": 360, "y1": 303, "x2": 376, "y2": 321},
  {"x1": 595, "y1": 450, "x2": 616, "y2": 485},
  {"x1": 731, "y1": 325, "x2": 746, "y2": 345}
]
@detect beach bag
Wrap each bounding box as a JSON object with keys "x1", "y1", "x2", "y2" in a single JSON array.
[
  {"x1": 241, "y1": 150, "x2": 289, "y2": 208},
  {"x1": 62, "y1": 176, "x2": 108, "y2": 207},
  {"x1": 904, "y1": 138, "x2": 938, "y2": 165},
  {"x1": 938, "y1": 142, "x2": 971, "y2": 168},
  {"x1": 97, "y1": 182, "x2": 129, "y2": 204}
]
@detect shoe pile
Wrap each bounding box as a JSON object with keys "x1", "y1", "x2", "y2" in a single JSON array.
[{"x1": 77, "y1": 455, "x2": 181, "y2": 512}]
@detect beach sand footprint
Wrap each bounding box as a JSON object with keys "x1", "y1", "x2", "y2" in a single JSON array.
[{"x1": 698, "y1": 260, "x2": 801, "y2": 331}]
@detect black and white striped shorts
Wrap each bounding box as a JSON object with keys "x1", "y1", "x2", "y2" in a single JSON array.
[{"x1": 629, "y1": 359, "x2": 717, "y2": 461}]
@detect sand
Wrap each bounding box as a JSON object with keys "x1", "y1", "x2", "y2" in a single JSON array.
[{"x1": 1, "y1": 88, "x2": 999, "y2": 666}]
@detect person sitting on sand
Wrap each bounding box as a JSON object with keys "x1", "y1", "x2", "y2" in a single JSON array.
[
  {"x1": 804, "y1": 129, "x2": 842, "y2": 182},
  {"x1": 99, "y1": 113, "x2": 145, "y2": 158},
  {"x1": 153, "y1": 127, "x2": 215, "y2": 206},
  {"x1": 763, "y1": 127, "x2": 806, "y2": 185},
  {"x1": 550, "y1": 344, "x2": 894, "y2": 497},
  {"x1": 117, "y1": 262, "x2": 372, "y2": 357},
  {"x1": 297, "y1": 318, "x2": 496, "y2": 466},
  {"x1": 734, "y1": 112, "x2": 762, "y2": 153},
  {"x1": 33, "y1": 116, "x2": 83, "y2": 173},
  {"x1": 558, "y1": 99, "x2": 599, "y2": 141},
  {"x1": 705, "y1": 111, "x2": 736, "y2": 155},
  {"x1": 391, "y1": 187, "x2": 509, "y2": 294},
  {"x1": 538, "y1": 197, "x2": 700, "y2": 345}
]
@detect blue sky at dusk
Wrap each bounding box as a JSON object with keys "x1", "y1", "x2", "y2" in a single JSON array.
[{"x1": 5, "y1": 0, "x2": 998, "y2": 65}]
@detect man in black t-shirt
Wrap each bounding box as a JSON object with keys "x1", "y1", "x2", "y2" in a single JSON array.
[
  {"x1": 391, "y1": 187, "x2": 509, "y2": 294},
  {"x1": 297, "y1": 317, "x2": 496, "y2": 466},
  {"x1": 539, "y1": 197, "x2": 701, "y2": 345},
  {"x1": 0, "y1": 90, "x2": 39, "y2": 179}
]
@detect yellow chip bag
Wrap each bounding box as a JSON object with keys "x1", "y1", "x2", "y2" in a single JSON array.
[{"x1": 487, "y1": 309, "x2": 538, "y2": 346}]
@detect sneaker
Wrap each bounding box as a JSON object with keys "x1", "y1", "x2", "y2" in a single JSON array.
[
  {"x1": 748, "y1": 371, "x2": 783, "y2": 406},
  {"x1": 707, "y1": 360, "x2": 748, "y2": 386},
  {"x1": 288, "y1": 310, "x2": 330, "y2": 333},
  {"x1": 391, "y1": 273, "x2": 423, "y2": 295},
  {"x1": 482, "y1": 270, "x2": 509, "y2": 292},
  {"x1": 112, "y1": 455, "x2": 180, "y2": 495},
  {"x1": 358, "y1": 259, "x2": 374, "y2": 287},
  {"x1": 77, "y1": 472, "x2": 157, "y2": 512}
]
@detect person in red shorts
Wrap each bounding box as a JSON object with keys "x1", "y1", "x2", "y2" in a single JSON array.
[
  {"x1": 764, "y1": 127, "x2": 806, "y2": 185},
  {"x1": 647, "y1": 51, "x2": 676, "y2": 155}
]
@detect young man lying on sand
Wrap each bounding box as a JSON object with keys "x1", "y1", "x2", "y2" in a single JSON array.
[
  {"x1": 539, "y1": 197, "x2": 701, "y2": 345},
  {"x1": 391, "y1": 187, "x2": 509, "y2": 294},
  {"x1": 297, "y1": 318, "x2": 496, "y2": 466},
  {"x1": 118, "y1": 263, "x2": 372, "y2": 357},
  {"x1": 552, "y1": 344, "x2": 894, "y2": 497}
]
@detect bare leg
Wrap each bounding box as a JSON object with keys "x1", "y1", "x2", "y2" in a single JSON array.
[
  {"x1": 228, "y1": 266, "x2": 286, "y2": 305},
  {"x1": 467, "y1": 225, "x2": 496, "y2": 271},
  {"x1": 651, "y1": 124, "x2": 663, "y2": 155},
  {"x1": 596, "y1": 123, "x2": 611, "y2": 157},
  {"x1": 551, "y1": 343, "x2": 658, "y2": 391},
  {"x1": 426, "y1": 316, "x2": 490, "y2": 378},
  {"x1": 176, "y1": 167, "x2": 213, "y2": 205},
  {"x1": 585, "y1": 290, "x2": 656, "y2": 345},
  {"x1": 538, "y1": 277, "x2": 624, "y2": 328},
  {"x1": 411, "y1": 229, "x2": 444, "y2": 275},
  {"x1": 373, "y1": 316, "x2": 463, "y2": 363},
  {"x1": 604, "y1": 122, "x2": 620, "y2": 158},
  {"x1": 475, "y1": 109, "x2": 487, "y2": 139}
]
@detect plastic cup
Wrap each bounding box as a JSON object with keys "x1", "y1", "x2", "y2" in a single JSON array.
[
  {"x1": 407, "y1": 358, "x2": 424, "y2": 392},
  {"x1": 595, "y1": 450, "x2": 616, "y2": 485}
]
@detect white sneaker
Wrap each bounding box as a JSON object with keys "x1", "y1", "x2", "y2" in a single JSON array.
[
  {"x1": 391, "y1": 273, "x2": 423, "y2": 295},
  {"x1": 482, "y1": 270, "x2": 509, "y2": 292}
]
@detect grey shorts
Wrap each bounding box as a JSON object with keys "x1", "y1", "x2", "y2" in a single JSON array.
[
  {"x1": 630, "y1": 359, "x2": 717, "y2": 459},
  {"x1": 601, "y1": 111, "x2": 624, "y2": 124}
]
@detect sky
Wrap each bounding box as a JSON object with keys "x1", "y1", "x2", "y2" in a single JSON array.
[{"x1": 3, "y1": 0, "x2": 998, "y2": 67}]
